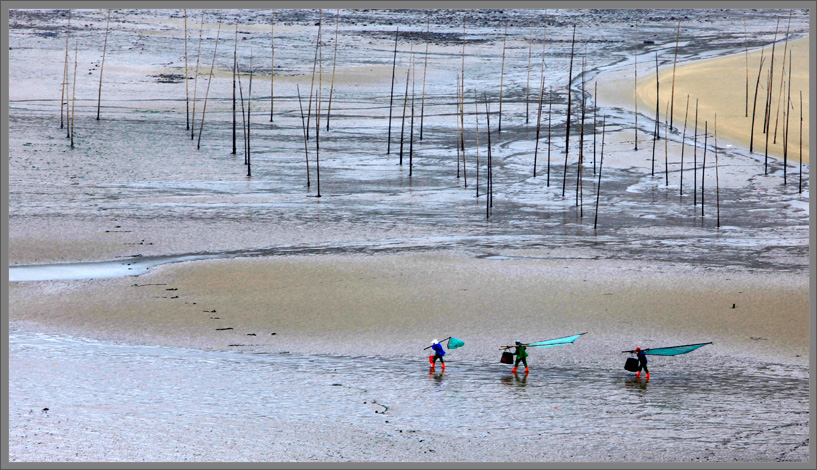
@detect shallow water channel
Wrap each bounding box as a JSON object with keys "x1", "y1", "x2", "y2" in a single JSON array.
[{"x1": 9, "y1": 328, "x2": 809, "y2": 461}]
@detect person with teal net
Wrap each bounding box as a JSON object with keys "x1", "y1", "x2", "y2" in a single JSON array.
[
  {"x1": 635, "y1": 347, "x2": 649, "y2": 379},
  {"x1": 429, "y1": 339, "x2": 446, "y2": 370},
  {"x1": 512, "y1": 340, "x2": 529, "y2": 373}
]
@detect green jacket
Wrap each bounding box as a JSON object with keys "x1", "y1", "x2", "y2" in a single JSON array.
[{"x1": 514, "y1": 345, "x2": 528, "y2": 359}]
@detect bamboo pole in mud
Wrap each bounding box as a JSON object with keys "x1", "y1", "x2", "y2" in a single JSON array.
[
  {"x1": 763, "y1": 18, "x2": 779, "y2": 134},
  {"x1": 238, "y1": 61, "x2": 247, "y2": 164},
  {"x1": 474, "y1": 89, "x2": 480, "y2": 197},
  {"x1": 296, "y1": 84, "x2": 310, "y2": 188},
  {"x1": 783, "y1": 50, "x2": 791, "y2": 185},
  {"x1": 96, "y1": 9, "x2": 111, "y2": 120},
  {"x1": 191, "y1": 11, "x2": 204, "y2": 140},
  {"x1": 247, "y1": 54, "x2": 253, "y2": 177},
  {"x1": 547, "y1": 88, "x2": 553, "y2": 187},
  {"x1": 315, "y1": 22, "x2": 323, "y2": 199},
  {"x1": 64, "y1": 40, "x2": 71, "y2": 138},
  {"x1": 594, "y1": 116, "x2": 606, "y2": 231},
  {"x1": 533, "y1": 40, "x2": 546, "y2": 178},
  {"x1": 270, "y1": 9, "x2": 274, "y2": 122},
  {"x1": 399, "y1": 45, "x2": 412, "y2": 166},
  {"x1": 420, "y1": 13, "x2": 430, "y2": 140},
  {"x1": 563, "y1": 24, "x2": 576, "y2": 193},
  {"x1": 593, "y1": 81, "x2": 597, "y2": 174},
  {"x1": 773, "y1": 12, "x2": 792, "y2": 143},
  {"x1": 669, "y1": 19, "x2": 680, "y2": 130},
  {"x1": 799, "y1": 91, "x2": 802, "y2": 193},
  {"x1": 306, "y1": 10, "x2": 322, "y2": 141},
  {"x1": 409, "y1": 59, "x2": 415, "y2": 177},
  {"x1": 326, "y1": 9, "x2": 340, "y2": 131},
  {"x1": 485, "y1": 93, "x2": 493, "y2": 218},
  {"x1": 664, "y1": 101, "x2": 669, "y2": 186},
  {"x1": 196, "y1": 22, "x2": 221, "y2": 150},
  {"x1": 651, "y1": 51, "x2": 659, "y2": 177},
  {"x1": 70, "y1": 43, "x2": 78, "y2": 148},
  {"x1": 388, "y1": 28, "x2": 398, "y2": 153},
  {"x1": 743, "y1": 13, "x2": 748, "y2": 117},
  {"x1": 232, "y1": 24, "x2": 237, "y2": 155},
  {"x1": 498, "y1": 24, "x2": 507, "y2": 133},
  {"x1": 456, "y1": 75, "x2": 461, "y2": 178},
  {"x1": 633, "y1": 22, "x2": 638, "y2": 150},
  {"x1": 576, "y1": 55, "x2": 586, "y2": 211},
  {"x1": 715, "y1": 115, "x2": 720, "y2": 227},
  {"x1": 61, "y1": 10, "x2": 70, "y2": 130},
  {"x1": 461, "y1": 77, "x2": 467, "y2": 187},
  {"x1": 693, "y1": 98, "x2": 698, "y2": 206},
  {"x1": 680, "y1": 94, "x2": 689, "y2": 196},
  {"x1": 764, "y1": 68, "x2": 771, "y2": 175},
  {"x1": 459, "y1": 23, "x2": 466, "y2": 159},
  {"x1": 525, "y1": 26, "x2": 533, "y2": 124},
  {"x1": 701, "y1": 120, "x2": 707, "y2": 218},
  {"x1": 532, "y1": 21, "x2": 547, "y2": 178},
  {"x1": 185, "y1": 10, "x2": 189, "y2": 130},
  {"x1": 749, "y1": 51, "x2": 766, "y2": 154}
]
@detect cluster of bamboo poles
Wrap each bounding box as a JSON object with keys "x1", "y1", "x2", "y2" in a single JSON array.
[{"x1": 59, "y1": 10, "x2": 805, "y2": 224}]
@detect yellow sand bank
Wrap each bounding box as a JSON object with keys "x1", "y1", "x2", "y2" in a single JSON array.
[{"x1": 637, "y1": 37, "x2": 809, "y2": 164}]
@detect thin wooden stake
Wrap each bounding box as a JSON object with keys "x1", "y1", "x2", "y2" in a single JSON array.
[
  {"x1": 61, "y1": 9, "x2": 71, "y2": 130},
  {"x1": 191, "y1": 11, "x2": 205, "y2": 140},
  {"x1": 525, "y1": 26, "x2": 533, "y2": 124},
  {"x1": 306, "y1": 10, "x2": 322, "y2": 141},
  {"x1": 594, "y1": 116, "x2": 606, "y2": 231},
  {"x1": 764, "y1": 68, "x2": 771, "y2": 175},
  {"x1": 693, "y1": 98, "x2": 698, "y2": 206},
  {"x1": 651, "y1": 51, "x2": 659, "y2": 177},
  {"x1": 460, "y1": 74, "x2": 467, "y2": 187},
  {"x1": 532, "y1": 36, "x2": 546, "y2": 178},
  {"x1": 664, "y1": 101, "x2": 669, "y2": 186},
  {"x1": 576, "y1": 54, "x2": 586, "y2": 212},
  {"x1": 409, "y1": 58, "x2": 415, "y2": 177},
  {"x1": 399, "y1": 44, "x2": 412, "y2": 165},
  {"x1": 316, "y1": 17, "x2": 323, "y2": 198},
  {"x1": 633, "y1": 22, "x2": 638, "y2": 150},
  {"x1": 715, "y1": 115, "x2": 720, "y2": 227},
  {"x1": 593, "y1": 80, "x2": 597, "y2": 174},
  {"x1": 680, "y1": 94, "x2": 689, "y2": 196},
  {"x1": 474, "y1": 89, "x2": 480, "y2": 197},
  {"x1": 498, "y1": 24, "x2": 507, "y2": 133},
  {"x1": 96, "y1": 9, "x2": 111, "y2": 120},
  {"x1": 799, "y1": 90, "x2": 802, "y2": 193},
  {"x1": 247, "y1": 53, "x2": 253, "y2": 177},
  {"x1": 326, "y1": 9, "x2": 340, "y2": 130},
  {"x1": 744, "y1": 13, "x2": 749, "y2": 117},
  {"x1": 296, "y1": 84, "x2": 310, "y2": 188},
  {"x1": 485, "y1": 93, "x2": 493, "y2": 218},
  {"x1": 238, "y1": 59, "x2": 247, "y2": 164},
  {"x1": 701, "y1": 120, "x2": 707, "y2": 218},
  {"x1": 773, "y1": 11, "x2": 792, "y2": 144},
  {"x1": 749, "y1": 51, "x2": 766, "y2": 153},
  {"x1": 455, "y1": 74, "x2": 461, "y2": 178},
  {"x1": 563, "y1": 25, "x2": 576, "y2": 198},
  {"x1": 70, "y1": 42, "x2": 78, "y2": 148},
  {"x1": 763, "y1": 18, "x2": 780, "y2": 134},
  {"x1": 270, "y1": 9, "x2": 275, "y2": 122},
  {"x1": 196, "y1": 22, "x2": 221, "y2": 150},
  {"x1": 670, "y1": 19, "x2": 680, "y2": 130},
  {"x1": 420, "y1": 13, "x2": 430, "y2": 140},
  {"x1": 232, "y1": 24, "x2": 237, "y2": 155},
  {"x1": 783, "y1": 49, "x2": 791, "y2": 185},
  {"x1": 547, "y1": 88, "x2": 553, "y2": 187},
  {"x1": 387, "y1": 28, "x2": 398, "y2": 154}
]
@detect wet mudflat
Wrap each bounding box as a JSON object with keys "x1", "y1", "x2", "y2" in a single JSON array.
[{"x1": 8, "y1": 329, "x2": 809, "y2": 462}]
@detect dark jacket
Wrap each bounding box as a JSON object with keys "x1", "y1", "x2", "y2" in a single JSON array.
[
  {"x1": 637, "y1": 350, "x2": 647, "y2": 366},
  {"x1": 432, "y1": 343, "x2": 446, "y2": 356}
]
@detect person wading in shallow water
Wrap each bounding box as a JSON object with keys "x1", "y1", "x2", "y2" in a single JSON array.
[
  {"x1": 430, "y1": 339, "x2": 446, "y2": 370},
  {"x1": 635, "y1": 347, "x2": 649, "y2": 379},
  {"x1": 512, "y1": 340, "x2": 528, "y2": 374}
]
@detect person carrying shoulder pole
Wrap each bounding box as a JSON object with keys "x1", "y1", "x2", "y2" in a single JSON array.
[
  {"x1": 429, "y1": 339, "x2": 446, "y2": 370},
  {"x1": 635, "y1": 347, "x2": 649, "y2": 379},
  {"x1": 512, "y1": 340, "x2": 528, "y2": 374}
]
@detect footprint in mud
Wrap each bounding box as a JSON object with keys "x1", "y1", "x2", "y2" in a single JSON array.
[{"x1": 363, "y1": 400, "x2": 389, "y2": 414}]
